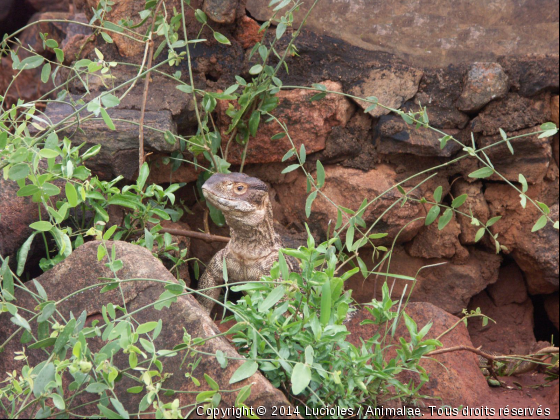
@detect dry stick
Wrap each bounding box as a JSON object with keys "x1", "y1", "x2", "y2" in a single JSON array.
[
  {"x1": 159, "y1": 227, "x2": 230, "y2": 243},
  {"x1": 138, "y1": 0, "x2": 165, "y2": 169}
]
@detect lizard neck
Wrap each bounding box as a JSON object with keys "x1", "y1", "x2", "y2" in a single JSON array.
[{"x1": 226, "y1": 199, "x2": 280, "y2": 260}]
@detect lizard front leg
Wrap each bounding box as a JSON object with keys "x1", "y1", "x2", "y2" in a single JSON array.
[{"x1": 197, "y1": 249, "x2": 226, "y2": 313}]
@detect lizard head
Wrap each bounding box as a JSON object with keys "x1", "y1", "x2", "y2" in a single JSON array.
[{"x1": 202, "y1": 172, "x2": 271, "y2": 226}]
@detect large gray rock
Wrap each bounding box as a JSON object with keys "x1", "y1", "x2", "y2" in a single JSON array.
[
  {"x1": 456, "y1": 63, "x2": 509, "y2": 113},
  {"x1": 0, "y1": 241, "x2": 294, "y2": 417},
  {"x1": 247, "y1": 0, "x2": 559, "y2": 67}
]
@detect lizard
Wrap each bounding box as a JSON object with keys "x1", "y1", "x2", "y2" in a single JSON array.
[{"x1": 197, "y1": 172, "x2": 299, "y2": 312}]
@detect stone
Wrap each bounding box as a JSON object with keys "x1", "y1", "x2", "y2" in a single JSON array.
[
  {"x1": 544, "y1": 293, "x2": 559, "y2": 330},
  {"x1": 216, "y1": 81, "x2": 354, "y2": 165},
  {"x1": 246, "y1": 0, "x2": 559, "y2": 68},
  {"x1": 451, "y1": 180, "x2": 490, "y2": 245},
  {"x1": 146, "y1": 153, "x2": 204, "y2": 185},
  {"x1": 348, "y1": 66, "x2": 423, "y2": 118},
  {"x1": 403, "y1": 102, "x2": 469, "y2": 130},
  {"x1": 0, "y1": 177, "x2": 41, "y2": 259},
  {"x1": 234, "y1": 16, "x2": 263, "y2": 49},
  {"x1": 486, "y1": 262, "x2": 528, "y2": 307},
  {"x1": 376, "y1": 115, "x2": 463, "y2": 157},
  {"x1": 202, "y1": 0, "x2": 238, "y2": 24},
  {"x1": 24, "y1": 0, "x2": 69, "y2": 12},
  {"x1": 0, "y1": 241, "x2": 294, "y2": 417},
  {"x1": 468, "y1": 290, "x2": 536, "y2": 355},
  {"x1": 471, "y1": 93, "x2": 552, "y2": 136},
  {"x1": 456, "y1": 62, "x2": 509, "y2": 113},
  {"x1": 477, "y1": 127, "x2": 552, "y2": 184},
  {"x1": 406, "y1": 214, "x2": 469, "y2": 261},
  {"x1": 499, "y1": 54, "x2": 560, "y2": 97},
  {"x1": 347, "y1": 303, "x2": 489, "y2": 407},
  {"x1": 0, "y1": 0, "x2": 14, "y2": 21},
  {"x1": 274, "y1": 164, "x2": 429, "y2": 246},
  {"x1": 552, "y1": 96, "x2": 559, "y2": 126},
  {"x1": 31, "y1": 95, "x2": 180, "y2": 180},
  {"x1": 484, "y1": 185, "x2": 559, "y2": 295}
]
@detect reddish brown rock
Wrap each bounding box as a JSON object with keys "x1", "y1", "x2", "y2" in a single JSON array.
[
  {"x1": 468, "y1": 290, "x2": 536, "y2": 355},
  {"x1": 471, "y1": 93, "x2": 552, "y2": 136},
  {"x1": 484, "y1": 185, "x2": 559, "y2": 295},
  {"x1": 544, "y1": 293, "x2": 559, "y2": 330},
  {"x1": 0, "y1": 241, "x2": 293, "y2": 417},
  {"x1": 486, "y1": 262, "x2": 528, "y2": 307},
  {"x1": 274, "y1": 164, "x2": 428, "y2": 246},
  {"x1": 407, "y1": 214, "x2": 469, "y2": 261},
  {"x1": 451, "y1": 180, "x2": 490, "y2": 245},
  {"x1": 376, "y1": 115, "x2": 463, "y2": 157},
  {"x1": 25, "y1": 0, "x2": 69, "y2": 12},
  {"x1": 478, "y1": 127, "x2": 552, "y2": 184},
  {"x1": 234, "y1": 15, "x2": 263, "y2": 49},
  {"x1": 498, "y1": 54, "x2": 560, "y2": 97},
  {"x1": 202, "y1": 0, "x2": 238, "y2": 24},
  {"x1": 347, "y1": 302, "x2": 489, "y2": 407},
  {"x1": 147, "y1": 153, "x2": 204, "y2": 185},
  {"x1": 349, "y1": 66, "x2": 423, "y2": 118},
  {"x1": 456, "y1": 62, "x2": 509, "y2": 113},
  {"x1": 217, "y1": 81, "x2": 354, "y2": 165},
  {"x1": 552, "y1": 96, "x2": 559, "y2": 127}
]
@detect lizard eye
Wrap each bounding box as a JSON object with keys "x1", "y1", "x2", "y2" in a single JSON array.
[{"x1": 234, "y1": 184, "x2": 247, "y2": 195}]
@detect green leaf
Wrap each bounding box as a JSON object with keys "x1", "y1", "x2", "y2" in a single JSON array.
[
  {"x1": 305, "y1": 191, "x2": 317, "y2": 218},
  {"x1": 97, "y1": 404, "x2": 123, "y2": 419},
  {"x1": 249, "y1": 64, "x2": 263, "y2": 75},
  {"x1": 8, "y1": 164, "x2": 29, "y2": 181},
  {"x1": 16, "y1": 55, "x2": 44, "y2": 70},
  {"x1": 205, "y1": 374, "x2": 219, "y2": 391},
  {"x1": 213, "y1": 31, "x2": 230, "y2": 45},
  {"x1": 229, "y1": 361, "x2": 258, "y2": 384},
  {"x1": 475, "y1": 227, "x2": 485, "y2": 242},
  {"x1": 39, "y1": 148, "x2": 59, "y2": 159},
  {"x1": 54, "y1": 48, "x2": 64, "y2": 62},
  {"x1": 101, "y1": 32, "x2": 114, "y2": 43},
  {"x1": 235, "y1": 385, "x2": 252, "y2": 406},
  {"x1": 41, "y1": 63, "x2": 51, "y2": 83},
  {"x1": 486, "y1": 216, "x2": 502, "y2": 227},
  {"x1": 176, "y1": 84, "x2": 193, "y2": 93},
  {"x1": 537, "y1": 201, "x2": 551, "y2": 215},
  {"x1": 51, "y1": 393, "x2": 65, "y2": 410},
  {"x1": 451, "y1": 194, "x2": 468, "y2": 209},
  {"x1": 100, "y1": 108, "x2": 115, "y2": 130},
  {"x1": 439, "y1": 135, "x2": 451, "y2": 149},
  {"x1": 28, "y1": 337, "x2": 57, "y2": 349},
  {"x1": 531, "y1": 215, "x2": 547, "y2": 232},
  {"x1": 248, "y1": 111, "x2": 260, "y2": 137},
  {"x1": 281, "y1": 164, "x2": 300, "y2": 174},
  {"x1": 33, "y1": 363, "x2": 55, "y2": 397},
  {"x1": 425, "y1": 205, "x2": 440, "y2": 226},
  {"x1": 320, "y1": 280, "x2": 331, "y2": 326},
  {"x1": 304, "y1": 345, "x2": 314, "y2": 366},
  {"x1": 137, "y1": 162, "x2": 149, "y2": 190},
  {"x1": 518, "y1": 174, "x2": 528, "y2": 193},
  {"x1": 16, "y1": 233, "x2": 36, "y2": 276},
  {"x1": 38, "y1": 302, "x2": 56, "y2": 323},
  {"x1": 276, "y1": 22, "x2": 287, "y2": 39},
  {"x1": 316, "y1": 160, "x2": 325, "y2": 188},
  {"x1": 438, "y1": 208, "x2": 453, "y2": 231},
  {"x1": 468, "y1": 167, "x2": 494, "y2": 179},
  {"x1": 30, "y1": 221, "x2": 53, "y2": 232},
  {"x1": 258, "y1": 286, "x2": 285, "y2": 313},
  {"x1": 54, "y1": 319, "x2": 76, "y2": 354},
  {"x1": 137, "y1": 322, "x2": 158, "y2": 334},
  {"x1": 101, "y1": 94, "x2": 120, "y2": 108},
  {"x1": 291, "y1": 363, "x2": 311, "y2": 395},
  {"x1": 65, "y1": 183, "x2": 78, "y2": 207},
  {"x1": 195, "y1": 9, "x2": 207, "y2": 23},
  {"x1": 433, "y1": 186, "x2": 443, "y2": 203}
]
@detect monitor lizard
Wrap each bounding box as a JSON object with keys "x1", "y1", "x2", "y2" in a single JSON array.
[{"x1": 197, "y1": 172, "x2": 299, "y2": 312}]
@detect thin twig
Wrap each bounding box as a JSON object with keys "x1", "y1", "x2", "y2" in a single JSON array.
[
  {"x1": 159, "y1": 227, "x2": 229, "y2": 243},
  {"x1": 138, "y1": 0, "x2": 165, "y2": 169}
]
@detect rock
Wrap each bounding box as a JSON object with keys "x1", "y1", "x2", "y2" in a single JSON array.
[
  {"x1": 202, "y1": 0, "x2": 238, "y2": 24},
  {"x1": 0, "y1": 177, "x2": 40, "y2": 259},
  {"x1": 274, "y1": 164, "x2": 428, "y2": 246},
  {"x1": 0, "y1": 0, "x2": 14, "y2": 20},
  {"x1": 544, "y1": 293, "x2": 559, "y2": 330},
  {"x1": 81, "y1": 0, "x2": 182, "y2": 57},
  {"x1": 468, "y1": 290, "x2": 536, "y2": 355},
  {"x1": 234, "y1": 16, "x2": 263, "y2": 49},
  {"x1": 552, "y1": 96, "x2": 559, "y2": 126},
  {"x1": 0, "y1": 241, "x2": 293, "y2": 417},
  {"x1": 17, "y1": 12, "x2": 72, "y2": 59},
  {"x1": 477, "y1": 127, "x2": 552, "y2": 184},
  {"x1": 404, "y1": 102, "x2": 469, "y2": 130},
  {"x1": 499, "y1": 54, "x2": 560, "y2": 97},
  {"x1": 246, "y1": 0, "x2": 559, "y2": 68},
  {"x1": 416, "y1": 66, "x2": 467, "y2": 109},
  {"x1": 406, "y1": 214, "x2": 469, "y2": 261},
  {"x1": 146, "y1": 153, "x2": 204, "y2": 185},
  {"x1": 344, "y1": 246, "x2": 501, "y2": 313},
  {"x1": 376, "y1": 115, "x2": 463, "y2": 157},
  {"x1": 25, "y1": 0, "x2": 69, "y2": 12},
  {"x1": 471, "y1": 93, "x2": 552, "y2": 136},
  {"x1": 347, "y1": 303, "x2": 489, "y2": 407},
  {"x1": 216, "y1": 81, "x2": 354, "y2": 165},
  {"x1": 32, "y1": 95, "x2": 179, "y2": 180},
  {"x1": 451, "y1": 180, "x2": 490, "y2": 245},
  {"x1": 486, "y1": 262, "x2": 528, "y2": 307},
  {"x1": 456, "y1": 62, "x2": 509, "y2": 113},
  {"x1": 484, "y1": 185, "x2": 559, "y2": 295},
  {"x1": 348, "y1": 66, "x2": 423, "y2": 118}
]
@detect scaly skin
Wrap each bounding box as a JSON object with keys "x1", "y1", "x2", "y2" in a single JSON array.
[{"x1": 198, "y1": 172, "x2": 299, "y2": 312}]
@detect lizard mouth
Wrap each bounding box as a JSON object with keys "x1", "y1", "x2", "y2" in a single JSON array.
[{"x1": 202, "y1": 188, "x2": 255, "y2": 213}]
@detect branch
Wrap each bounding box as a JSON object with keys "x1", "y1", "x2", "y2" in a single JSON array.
[{"x1": 159, "y1": 227, "x2": 230, "y2": 243}]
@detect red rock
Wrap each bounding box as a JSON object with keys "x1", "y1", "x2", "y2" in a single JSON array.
[
  {"x1": 451, "y1": 180, "x2": 491, "y2": 245},
  {"x1": 486, "y1": 262, "x2": 528, "y2": 307},
  {"x1": 217, "y1": 81, "x2": 354, "y2": 164},
  {"x1": 468, "y1": 290, "x2": 536, "y2": 355},
  {"x1": 347, "y1": 302, "x2": 489, "y2": 408},
  {"x1": 552, "y1": 96, "x2": 559, "y2": 127},
  {"x1": 147, "y1": 153, "x2": 204, "y2": 185},
  {"x1": 456, "y1": 62, "x2": 509, "y2": 113},
  {"x1": 234, "y1": 16, "x2": 263, "y2": 49},
  {"x1": 544, "y1": 293, "x2": 559, "y2": 330},
  {"x1": 202, "y1": 0, "x2": 238, "y2": 24}
]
